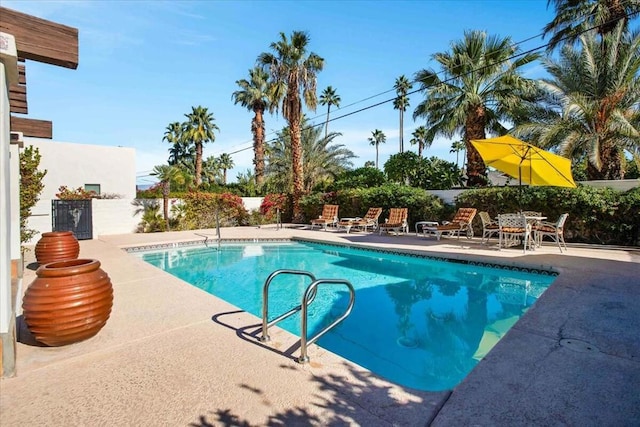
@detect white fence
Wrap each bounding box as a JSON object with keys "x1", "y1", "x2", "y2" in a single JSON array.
[{"x1": 25, "y1": 197, "x2": 264, "y2": 244}]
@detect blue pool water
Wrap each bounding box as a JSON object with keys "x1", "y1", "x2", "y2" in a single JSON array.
[{"x1": 136, "y1": 241, "x2": 555, "y2": 391}]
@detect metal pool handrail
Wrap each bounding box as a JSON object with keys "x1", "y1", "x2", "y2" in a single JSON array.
[
  {"x1": 260, "y1": 269, "x2": 317, "y2": 343},
  {"x1": 298, "y1": 278, "x2": 355, "y2": 363},
  {"x1": 260, "y1": 269, "x2": 356, "y2": 364}
]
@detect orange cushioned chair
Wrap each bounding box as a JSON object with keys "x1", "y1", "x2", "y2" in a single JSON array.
[
  {"x1": 378, "y1": 208, "x2": 408, "y2": 236},
  {"x1": 424, "y1": 208, "x2": 477, "y2": 240},
  {"x1": 310, "y1": 204, "x2": 339, "y2": 231}
]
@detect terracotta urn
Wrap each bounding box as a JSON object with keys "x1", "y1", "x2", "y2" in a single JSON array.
[
  {"x1": 22, "y1": 259, "x2": 113, "y2": 347},
  {"x1": 35, "y1": 231, "x2": 80, "y2": 265}
]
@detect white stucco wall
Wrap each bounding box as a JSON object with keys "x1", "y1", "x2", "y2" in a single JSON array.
[
  {"x1": 92, "y1": 199, "x2": 139, "y2": 236},
  {"x1": 20, "y1": 138, "x2": 136, "y2": 244},
  {"x1": 243, "y1": 197, "x2": 263, "y2": 212},
  {"x1": 0, "y1": 62, "x2": 11, "y2": 334},
  {"x1": 23, "y1": 137, "x2": 136, "y2": 200}
]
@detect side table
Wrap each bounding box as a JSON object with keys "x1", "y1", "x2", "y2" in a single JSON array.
[{"x1": 415, "y1": 221, "x2": 439, "y2": 236}]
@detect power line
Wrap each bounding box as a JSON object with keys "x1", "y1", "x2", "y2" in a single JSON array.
[{"x1": 145, "y1": 6, "x2": 639, "y2": 170}]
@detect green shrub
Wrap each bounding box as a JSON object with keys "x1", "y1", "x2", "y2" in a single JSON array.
[
  {"x1": 457, "y1": 185, "x2": 639, "y2": 245},
  {"x1": 20, "y1": 146, "x2": 47, "y2": 246},
  {"x1": 300, "y1": 184, "x2": 446, "y2": 226}
]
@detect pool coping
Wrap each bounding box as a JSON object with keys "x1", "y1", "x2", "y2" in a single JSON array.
[
  {"x1": 124, "y1": 236, "x2": 560, "y2": 277},
  {"x1": 3, "y1": 226, "x2": 639, "y2": 425}
]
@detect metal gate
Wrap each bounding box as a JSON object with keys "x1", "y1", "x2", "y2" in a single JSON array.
[{"x1": 52, "y1": 200, "x2": 93, "y2": 240}]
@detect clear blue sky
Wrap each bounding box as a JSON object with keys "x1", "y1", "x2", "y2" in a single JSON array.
[{"x1": 5, "y1": 0, "x2": 555, "y2": 186}]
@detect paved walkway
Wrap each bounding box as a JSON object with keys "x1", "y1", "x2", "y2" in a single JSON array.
[{"x1": 1, "y1": 225, "x2": 639, "y2": 426}]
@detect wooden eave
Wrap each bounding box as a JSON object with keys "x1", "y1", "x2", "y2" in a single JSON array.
[
  {"x1": 0, "y1": 7, "x2": 78, "y2": 69},
  {"x1": 9, "y1": 83, "x2": 27, "y2": 114},
  {"x1": 10, "y1": 116, "x2": 52, "y2": 139}
]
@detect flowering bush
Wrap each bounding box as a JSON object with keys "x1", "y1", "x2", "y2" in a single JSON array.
[
  {"x1": 56, "y1": 186, "x2": 96, "y2": 200},
  {"x1": 181, "y1": 191, "x2": 248, "y2": 229},
  {"x1": 259, "y1": 193, "x2": 288, "y2": 222}
]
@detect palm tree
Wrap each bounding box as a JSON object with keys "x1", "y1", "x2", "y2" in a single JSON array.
[
  {"x1": 218, "y1": 153, "x2": 235, "y2": 185},
  {"x1": 150, "y1": 164, "x2": 184, "y2": 230},
  {"x1": 368, "y1": 129, "x2": 386, "y2": 169},
  {"x1": 413, "y1": 30, "x2": 539, "y2": 186},
  {"x1": 258, "y1": 31, "x2": 324, "y2": 222},
  {"x1": 543, "y1": 0, "x2": 640, "y2": 50},
  {"x1": 182, "y1": 106, "x2": 219, "y2": 187},
  {"x1": 319, "y1": 86, "x2": 341, "y2": 141},
  {"x1": 450, "y1": 140, "x2": 467, "y2": 169},
  {"x1": 394, "y1": 75, "x2": 413, "y2": 153},
  {"x1": 232, "y1": 66, "x2": 275, "y2": 188},
  {"x1": 515, "y1": 25, "x2": 640, "y2": 180},
  {"x1": 163, "y1": 122, "x2": 193, "y2": 166},
  {"x1": 265, "y1": 118, "x2": 355, "y2": 192},
  {"x1": 409, "y1": 126, "x2": 431, "y2": 157},
  {"x1": 201, "y1": 155, "x2": 221, "y2": 187}
]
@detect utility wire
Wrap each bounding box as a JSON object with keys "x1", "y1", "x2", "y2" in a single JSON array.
[{"x1": 150, "y1": 6, "x2": 639, "y2": 167}]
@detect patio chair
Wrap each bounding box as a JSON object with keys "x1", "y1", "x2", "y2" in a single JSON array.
[
  {"x1": 310, "y1": 204, "x2": 339, "y2": 231},
  {"x1": 479, "y1": 211, "x2": 500, "y2": 244},
  {"x1": 498, "y1": 213, "x2": 533, "y2": 253},
  {"x1": 424, "y1": 208, "x2": 477, "y2": 240},
  {"x1": 338, "y1": 207, "x2": 383, "y2": 233},
  {"x1": 379, "y1": 208, "x2": 408, "y2": 236},
  {"x1": 534, "y1": 213, "x2": 569, "y2": 253}
]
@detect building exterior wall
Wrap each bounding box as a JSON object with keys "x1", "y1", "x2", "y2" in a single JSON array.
[
  {"x1": 22, "y1": 138, "x2": 136, "y2": 243},
  {"x1": 0, "y1": 62, "x2": 12, "y2": 335},
  {"x1": 23, "y1": 137, "x2": 136, "y2": 200}
]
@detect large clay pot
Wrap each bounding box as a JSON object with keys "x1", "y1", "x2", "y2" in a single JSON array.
[
  {"x1": 35, "y1": 231, "x2": 80, "y2": 265},
  {"x1": 22, "y1": 259, "x2": 113, "y2": 346}
]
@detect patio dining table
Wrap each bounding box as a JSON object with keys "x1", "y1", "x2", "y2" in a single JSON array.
[{"x1": 497, "y1": 213, "x2": 546, "y2": 250}]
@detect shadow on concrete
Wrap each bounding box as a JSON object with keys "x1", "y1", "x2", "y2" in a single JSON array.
[
  {"x1": 212, "y1": 310, "x2": 301, "y2": 362},
  {"x1": 189, "y1": 360, "x2": 445, "y2": 427},
  {"x1": 15, "y1": 315, "x2": 47, "y2": 347}
]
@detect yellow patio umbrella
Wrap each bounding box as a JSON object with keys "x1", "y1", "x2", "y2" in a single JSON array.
[{"x1": 470, "y1": 135, "x2": 577, "y2": 188}]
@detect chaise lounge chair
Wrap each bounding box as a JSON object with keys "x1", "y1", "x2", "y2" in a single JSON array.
[
  {"x1": 379, "y1": 208, "x2": 408, "y2": 236},
  {"x1": 424, "y1": 208, "x2": 477, "y2": 240},
  {"x1": 337, "y1": 207, "x2": 382, "y2": 233},
  {"x1": 310, "y1": 204, "x2": 339, "y2": 231}
]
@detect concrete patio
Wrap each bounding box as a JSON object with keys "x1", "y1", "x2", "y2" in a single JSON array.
[{"x1": 1, "y1": 225, "x2": 639, "y2": 426}]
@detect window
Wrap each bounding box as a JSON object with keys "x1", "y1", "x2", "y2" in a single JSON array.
[{"x1": 84, "y1": 184, "x2": 101, "y2": 196}]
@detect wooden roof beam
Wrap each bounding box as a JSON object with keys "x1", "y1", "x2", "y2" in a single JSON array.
[
  {"x1": 10, "y1": 116, "x2": 52, "y2": 139},
  {"x1": 18, "y1": 64, "x2": 25, "y2": 84},
  {"x1": 9, "y1": 83, "x2": 27, "y2": 113},
  {"x1": 0, "y1": 7, "x2": 78, "y2": 69}
]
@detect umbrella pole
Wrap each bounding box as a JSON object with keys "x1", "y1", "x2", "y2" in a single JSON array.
[{"x1": 518, "y1": 163, "x2": 523, "y2": 212}]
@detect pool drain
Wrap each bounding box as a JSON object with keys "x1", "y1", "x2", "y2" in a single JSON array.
[{"x1": 559, "y1": 338, "x2": 599, "y2": 353}]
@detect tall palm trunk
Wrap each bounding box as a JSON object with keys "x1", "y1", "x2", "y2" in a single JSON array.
[
  {"x1": 252, "y1": 107, "x2": 266, "y2": 187},
  {"x1": 195, "y1": 143, "x2": 203, "y2": 186},
  {"x1": 324, "y1": 104, "x2": 331, "y2": 141},
  {"x1": 465, "y1": 106, "x2": 487, "y2": 186},
  {"x1": 290, "y1": 119, "x2": 304, "y2": 222},
  {"x1": 587, "y1": 142, "x2": 623, "y2": 179},
  {"x1": 162, "y1": 181, "x2": 170, "y2": 231},
  {"x1": 375, "y1": 145, "x2": 379, "y2": 169},
  {"x1": 399, "y1": 110, "x2": 404, "y2": 152}
]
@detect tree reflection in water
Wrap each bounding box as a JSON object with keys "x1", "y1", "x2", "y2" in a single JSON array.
[{"x1": 385, "y1": 270, "x2": 535, "y2": 389}]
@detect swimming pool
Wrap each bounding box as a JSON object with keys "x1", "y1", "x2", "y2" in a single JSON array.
[{"x1": 135, "y1": 240, "x2": 555, "y2": 391}]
